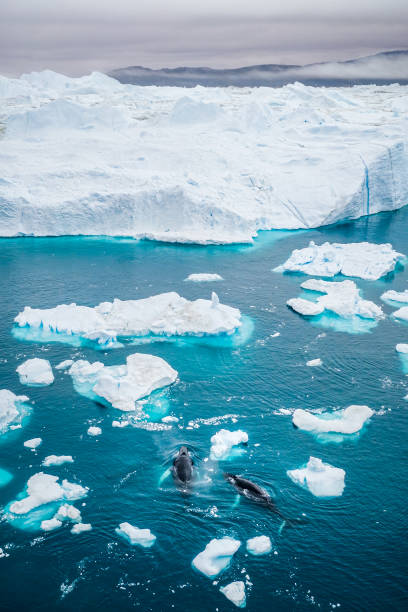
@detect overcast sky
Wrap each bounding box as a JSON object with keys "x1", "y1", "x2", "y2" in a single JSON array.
[{"x1": 1, "y1": 0, "x2": 407, "y2": 76}]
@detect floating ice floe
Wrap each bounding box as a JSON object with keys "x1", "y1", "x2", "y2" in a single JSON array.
[
  {"x1": 306, "y1": 358, "x2": 322, "y2": 367},
  {"x1": 0, "y1": 389, "x2": 31, "y2": 435},
  {"x1": 395, "y1": 344, "x2": 408, "y2": 375},
  {"x1": 41, "y1": 503, "x2": 84, "y2": 532},
  {"x1": 184, "y1": 273, "x2": 223, "y2": 282},
  {"x1": 192, "y1": 537, "x2": 241, "y2": 578},
  {"x1": 287, "y1": 279, "x2": 384, "y2": 333},
  {"x1": 115, "y1": 522, "x2": 156, "y2": 548},
  {"x1": 87, "y1": 426, "x2": 102, "y2": 436},
  {"x1": 210, "y1": 429, "x2": 248, "y2": 460},
  {"x1": 396, "y1": 344, "x2": 408, "y2": 353},
  {"x1": 276, "y1": 242, "x2": 404, "y2": 280},
  {"x1": 381, "y1": 289, "x2": 408, "y2": 306},
  {"x1": 14, "y1": 292, "x2": 243, "y2": 349},
  {"x1": 293, "y1": 405, "x2": 373, "y2": 437},
  {"x1": 55, "y1": 359, "x2": 74, "y2": 370},
  {"x1": 220, "y1": 581, "x2": 246, "y2": 608},
  {"x1": 246, "y1": 535, "x2": 272, "y2": 556},
  {"x1": 69, "y1": 352, "x2": 177, "y2": 413},
  {"x1": 391, "y1": 306, "x2": 408, "y2": 323},
  {"x1": 16, "y1": 358, "x2": 54, "y2": 386},
  {"x1": 42, "y1": 455, "x2": 74, "y2": 467},
  {"x1": 24, "y1": 437, "x2": 42, "y2": 449},
  {"x1": 287, "y1": 457, "x2": 345, "y2": 497},
  {"x1": 71, "y1": 522, "x2": 92, "y2": 534}
]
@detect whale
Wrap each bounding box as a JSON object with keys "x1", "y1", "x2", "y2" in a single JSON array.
[{"x1": 172, "y1": 446, "x2": 194, "y2": 484}]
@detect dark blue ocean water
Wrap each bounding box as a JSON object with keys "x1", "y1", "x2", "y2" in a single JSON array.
[{"x1": 1, "y1": 208, "x2": 408, "y2": 611}]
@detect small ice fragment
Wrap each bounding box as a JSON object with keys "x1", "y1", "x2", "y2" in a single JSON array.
[
  {"x1": 71, "y1": 523, "x2": 92, "y2": 534},
  {"x1": 42, "y1": 455, "x2": 74, "y2": 467},
  {"x1": 24, "y1": 438, "x2": 42, "y2": 449},
  {"x1": 210, "y1": 429, "x2": 248, "y2": 460},
  {"x1": 192, "y1": 537, "x2": 241, "y2": 578},
  {"x1": 115, "y1": 522, "x2": 156, "y2": 547},
  {"x1": 185, "y1": 273, "x2": 223, "y2": 282},
  {"x1": 161, "y1": 415, "x2": 179, "y2": 423},
  {"x1": 396, "y1": 344, "x2": 408, "y2": 353},
  {"x1": 306, "y1": 358, "x2": 322, "y2": 367},
  {"x1": 219, "y1": 581, "x2": 246, "y2": 608},
  {"x1": 246, "y1": 535, "x2": 272, "y2": 556},
  {"x1": 55, "y1": 359, "x2": 74, "y2": 370},
  {"x1": 16, "y1": 358, "x2": 54, "y2": 386},
  {"x1": 41, "y1": 517, "x2": 62, "y2": 531},
  {"x1": 87, "y1": 426, "x2": 102, "y2": 436},
  {"x1": 287, "y1": 456, "x2": 345, "y2": 497}
]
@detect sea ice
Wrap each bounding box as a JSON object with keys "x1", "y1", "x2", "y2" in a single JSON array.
[
  {"x1": 306, "y1": 358, "x2": 322, "y2": 367},
  {"x1": 55, "y1": 359, "x2": 74, "y2": 370},
  {"x1": 16, "y1": 358, "x2": 54, "y2": 386},
  {"x1": 42, "y1": 455, "x2": 74, "y2": 467},
  {"x1": 0, "y1": 389, "x2": 30, "y2": 435},
  {"x1": 192, "y1": 537, "x2": 241, "y2": 578},
  {"x1": 276, "y1": 242, "x2": 404, "y2": 280},
  {"x1": 87, "y1": 426, "x2": 102, "y2": 436},
  {"x1": 115, "y1": 522, "x2": 156, "y2": 547},
  {"x1": 69, "y1": 352, "x2": 177, "y2": 412},
  {"x1": 24, "y1": 438, "x2": 42, "y2": 449},
  {"x1": 287, "y1": 457, "x2": 345, "y2": 497},
  {"x1": 246, "y1": 535, "x2": 272, "y2": 556},
  {"x1": 71, "y1": 522, "x2": 92, "y2": 534},
  {"x1": 8, "y1": 472, "x2": 88, "y2": 515},
  {"x1": 14, "y1": 292, "x2": 242, "y2": 347},
  {"x1": 220, "y1": 581, "x2": 246, "y2": 608},
  {"x1": 391, "y1": 306, "x2": 408, "y2": 323},
  {"x1": 210, "y1": 429, "x2": 248, "y2": 460},
  {"x1": 41, "y1": 517, "x2": 62, "y2": 531},
  {"x1": 293, "y1": 405, "x2": 373, "y2": 434},
  {"x1": 381, "y1": 289, "x2": 408, "y2": 305},
  {"x1": 396, "y1": 344, "x2": 408, "y2": 353},
  {"x1": 184, "y1": 273, "x2": 223, "y2": 282}
]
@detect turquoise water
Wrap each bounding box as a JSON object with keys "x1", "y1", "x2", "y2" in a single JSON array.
[{"x1": 1, "y1": 208, "x2": 408, "y2": 610}]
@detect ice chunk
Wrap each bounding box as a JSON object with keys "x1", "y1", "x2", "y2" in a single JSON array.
[
  {"x1": 184, "y1": 273, "x2": 223, "y2": 282},
  {"x1": 381, "y1": 289, "x2": 408, "y2": 305},
  {"x1": 55, "y1": 503, "x2": 81, "y2": 522},
  {"x1": 69, "y1": 352, "x2": 177, "y2": 412},
  {"x1": 246, "y1": 535, "x2": 272, "y2": 556},
  {"x1": 71, "y1": 522, "x2": 92, "y2": 534},
  {"x1": 24, "y1": 437, "x2": 42, "y2": 449},
  {"x1": 0, "y1": 389, "x2": 30, "y2": 435},
  {"x1": 210, "y1": 429, "x2": 248, "y2": 460},
  {"x1": 287, "y1": 298, "x2": 324, "y2": 316},
  {"x1": 55, "y1": 359, "x2": 74, "y2": 370},
  {"x1": 192, "y1": 537, "x2": 241, "y2": 578},
  {"x1": 16, "y1": 358, "x2": 54, "y2": 386},
  {"x1": 42, "y1": 455, "x2": 74, "y2": 467},
  {"x1": 276, "y1": 241, "x2": 404, "y2": 280},
  {"x1": 115, "y1": 522, "x2": 156, "y2": 547},
  {"x1": 306, "y1": 358, "x2": 322, "y2": 367},
  {"x1": 8, "y1": 472, "x2": 88, "y2": 515},
  {"x1": 220, "y1": 581, "x2": 246, "y2": 608},
  {"x1": 396, "y1": 344, "x2": 408, "y2": 353},
  {"x1": 392, "y1": 306, "x2": 408, "y2": 323},
  {"x1": 14, "y1": 292, "x2": 242, "y2": 347},
  {"x1": 87, "y1": 426, "x2": 102, "y2": 436},
  {"x1": 287, "y1": 457, "x2": 345, "y2": 497},
  {"x1": 41, "y1": 517, "x2": 62, "y2": 531},
  {"x1": 293, "y1": 405, "x2": 373, "y2": 434}
]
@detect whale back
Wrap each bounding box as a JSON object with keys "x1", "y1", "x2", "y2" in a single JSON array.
[{"x1": 173, "y1": 447, "x2": 193, "y2": 483}]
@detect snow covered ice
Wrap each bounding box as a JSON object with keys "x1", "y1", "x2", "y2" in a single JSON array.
[
  {"x1": 391, "y1": 306, "x2": 408, "y2": 323},
  {"x1": 55, "y1": 359, "x2": 74, "y2": 370},
  {"x1": 184, "y1": 273, "x2": 223, "y2": 282},
  {"x1": 246, "y1": 535, "x2": 272, "y2": 555},
  {"x1": 1, "y1": 71, "x2": 408, "y2": 244},
  {"x1": 71, "y1": 522, "x2": 92, "y2": 534},
  {"x1": 87, "y1": 426, "x2": 102, "y2": 436},
  {"x1": 287, "y1": 457, "x2": 346, "y2": 497},
  {"x1": 42, "y1": 455, "x2": 74, "y2": 467},
  {"x1": 0, "y1": 389, "x2": 30, "y2": 435},
  {"x1": 24, "y1": 438, "x2": 42, "y2": 449},
  {"x1": 192, "y1": 537, "x2": 241, "y2": 578},
  {"x1": 14, "y1": 292, "x2": 242, "y2": 347},
  {"x1": 16, "y1": 358, "x2": 54, "y2": 386},
  {"x1": 381, "y1": 289, "x2": 408, "y2": 305},
  {"x1": 210, "y1": 429, "x2": 248, "y2": 460},
  {"x1": 115, "y1": 522, "x2": 156, "y2": 547},
  {"x1": 220, "y1": 581, "x2": 247, "y2": 608},
  {"x1": 293, "y1": 405, "x2": 374, "y2": 435},
  {"x1": 276, "y1": 242, "x2": 404, "y2": 280},
  {"x1": 306, "y1": 358, "x2": 322, "y2": 367},
  {"x1": 69, "y1": 353, "x2": 177, "y2": 412}
]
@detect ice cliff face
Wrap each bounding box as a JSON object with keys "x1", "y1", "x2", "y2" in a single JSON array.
[{"x1": 0, "y1": 70, "x2": 407, "y2": 244}]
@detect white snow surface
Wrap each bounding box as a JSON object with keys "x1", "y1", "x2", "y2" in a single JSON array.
[
  {"x1": 24, "y1": 437, "x2": 42, "y2": 449},
  {"x1": 42, "y1": 455, "x2": 74, "y2": 467},
  {"x1": 396, "y1": 344, "x2": 408, "y2": 353},
  {"x1": 276, "y1": 241, "x2": 404, "y2": 280},
  {"x1": 184, "y1": 273, "x2": 223, "y2": 282},
  {"x1": 115, "y1": 522, "x2": 156, "y2": 547},
  {"x1": 16, "y1": 358, "x2": 54, "y2": 386},
  {"x1": 293, "y1": 405, "x2": 373, "y2": 434},
  {"x1": 287, "y1": 456, "x2": 345, "y2": 497},
  {"x1": 71, "y1": 522, "x2": 92, "y2": 534},
  {"x1": 210, "y1": 429, "x2": 248, "y2": 460},
  {"x1": 0, "y1": 389, "x2": 29, "y2": 434},
  {"x1": 246, "y1": 535, "x2": 272, "y2": 556},
  {"x1": 55, "y1": 359, "x2": 74, "y2": 370},
  {"x1": 392, "y1": 306, "x2": 408, "y2": 323},
  {"x1": 69, "y1": 352, "x2": 177, "y2": 412},
  {"x1": 381, "y1": 289, "x2": 408, "y2": 304},
  {"x1": 87, "y1": 426, "x2": 102, "y2": 436},
  {"x1": 1, "y1": 72, "x2": 408, "y2": 244},
  {"x1": 220, "y1": 581, "x2": 247, "y2": 608},
  {"x1": 192, "y1": 537, "x2": 241, "y2": 578},
  {"x1": 306, "y1": 358, "x2": 322, "y2": 367},
  {"x1": 15, "y1": 292, "x2": 242, "y2": 345},
  {"x1": 9, "y1": 472, "x2": 88, "y2": 515},
  {"x1": 288, "y1": 279, "x2": 384, "y2": 320},
  {"x1": 41, "y1": 517, "x2": 62, "y2": 531}
]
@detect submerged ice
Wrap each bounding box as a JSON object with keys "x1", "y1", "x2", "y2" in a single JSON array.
[{"x1": 287, "y1": 457, "x2": 345, "y2": 497}]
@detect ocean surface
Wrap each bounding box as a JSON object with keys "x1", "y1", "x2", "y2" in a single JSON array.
[{"x1": 1, "y1": 208, "x2": 408, "y2": 611}]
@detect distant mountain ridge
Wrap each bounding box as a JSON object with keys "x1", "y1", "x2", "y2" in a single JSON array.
[{"x1": 109, "y1": 50, "x2": 408, "y2": 87}]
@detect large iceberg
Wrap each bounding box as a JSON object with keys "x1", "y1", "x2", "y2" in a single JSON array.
[
  {"x1": 14, "y1": 292, "x2": 242, "y2": 348},
  {"x1": 16, "y1": 358, "x2": 54, "y2": 386},
  {"x1": 1, "y1": 72, "x2": 408, "y2": 244},
  {"x1": 276, "y1": 242, "x2": 404, "y2": 280},
  {"x1": 287, "y1": 279, "x2": 384, "y2": 333},
  {"x1": 0, "y1": 389, "x2": 31, "y2": 435},
  {"x1": 287, "y1": 457, "x2": 345, "y2": 497},
  {"x1": 68, "y1": 353, "x2": 177, "y2": 413},
  {"x1": 293, "y1": 405, "x2": 374, "y2": 435},
  {"x1": 192, "y1": 537, "x2": 241, "y2": 578}
]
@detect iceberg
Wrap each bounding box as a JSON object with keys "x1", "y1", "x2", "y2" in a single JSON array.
[
  {"x1": 87, "y1": 426, "x2": 102, "y2": 436},
  {"x1": 246, "y1": 535, "x2": 272, "y2": 556},
  {"x1": 276, "y1": 241, "x2": 404, "y2": 280},
  {"x1": 1, "y1": 72, "x2": 408, "y2": 244},
  {"x1": 293, "y1": 405, "x2": 373, "y2": 435},
  {"x1": 210, "y1": 429, "x2": 248, "y2": 460},
  {"x1": 55, "y1": 359, "x2": 74, "y2": 370},
  {"x1": 115, "y1": 522, "x2": 156, "y2": 547},
  {"x1": 287, "y1": 457, "x2": 345, "y2": 497},
  {"x1": 42, "y1": 455, "x2": 74, "y2": 467},
  {"x1": 0, "y1": 389, "x2": 31, "y2": 435},
  {"x1": 8, "y1": 473, "x2": 88, "y2": 515},
  {"x1": 41, "y1": 503, "x2": 83, "y2": 532},
  {"x1": 381, "y1": 289, "x2": 408, "y2": 306},
  {"x1": 192, "y1": 537, "x2": 241, "y2": 578},
  {"x1": 24, "y1": 438, "x2": 42, "y2": 449},
  {"x1": 287, "y1": 279, "x2": 384, "y2": 333},
  {"x1": 306, "y1": 358, "x2": 322, "y2": 367},
  {"x1": 184, "y1": 273, "x2": 223, "y2": 282},
  {"x1": 71, "y1": 522, "x2": 92, "y2": 534},
  {"x1": 396, "y1": 344, "x2": 408, "y2": 353},
  {"x1": 69, "y1": 353, "x2": 177, "y2": 413},
  {"x1": 14, "y1": 292, "x2": 242, "y2": 348},
  {"x1": 16, "y1": 358, "x2": 54, "y2": 386},
  {"x1": 220, "y1": 581, "x2": 246, "y2": 608},
  {"x1": 41, "y1": 517, "x2": 62, "y2": 531},
  {"x1": 391, "y1": 306, "x2": 408, "y2": 323}
]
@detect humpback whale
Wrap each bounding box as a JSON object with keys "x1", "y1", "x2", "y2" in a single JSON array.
[
  {"x1": 172, "y1": 446, "x2": 194, "y2": 484},
  {"x1": 224, "y1": 473, "x2": 284, "y2": 518}
]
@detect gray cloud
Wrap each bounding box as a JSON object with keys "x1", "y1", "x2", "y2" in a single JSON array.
[{"x1": 1, "y1": 1, "x2": 408, "y2": 76}]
